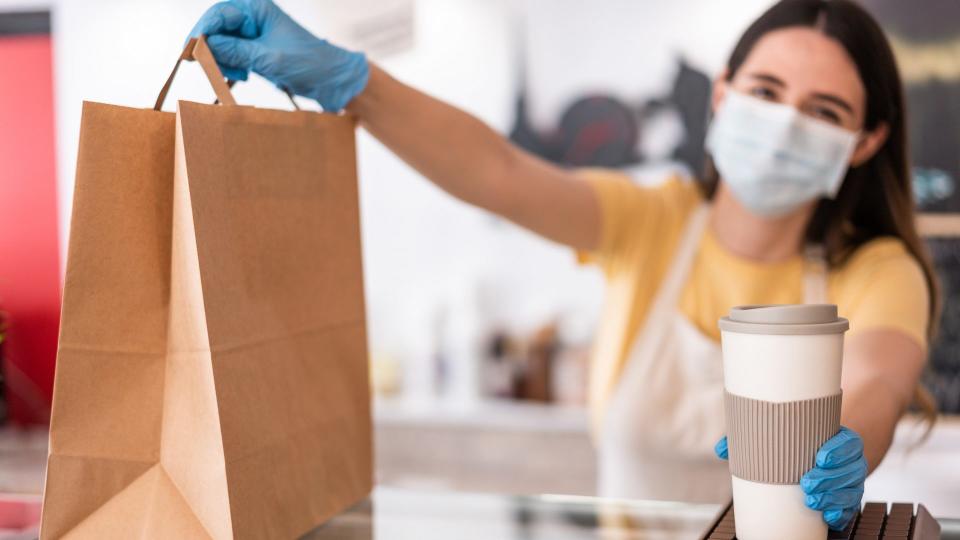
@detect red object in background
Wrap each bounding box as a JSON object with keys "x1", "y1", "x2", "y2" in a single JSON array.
[
  {"x1": 0, "y1": 495, "x2": 41, "y2": 534},
  {"x1": 0, "y1": 33, "x2": 60, "y2": 425}
]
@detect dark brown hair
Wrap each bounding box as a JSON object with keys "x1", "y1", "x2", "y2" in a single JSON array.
[{"x1": 703, "y1": 0, "x2": 940, "y2": 341}]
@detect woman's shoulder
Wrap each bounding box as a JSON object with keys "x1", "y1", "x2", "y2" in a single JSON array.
[
  {"x1": 833, "y1": 237, "x2": 927, "y2": 306},
  {"x1": 831, "y1": 236, "x2": 931, "y2": 346},
  {"x1": 838, "y1": 236, "x2": 919, "y2": 274}
]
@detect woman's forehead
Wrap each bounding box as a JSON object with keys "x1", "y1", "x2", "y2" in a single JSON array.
[{"x1": 735, "y1": 27, "x2": 866, "y2": 111}]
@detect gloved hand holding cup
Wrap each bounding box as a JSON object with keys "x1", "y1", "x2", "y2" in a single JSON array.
[
  {"x1": 716, "y1": 426, "x2": 868, "y2": 532},
  {"x1": 718, "y1": 304, "x2": 850, "y2": 540}
]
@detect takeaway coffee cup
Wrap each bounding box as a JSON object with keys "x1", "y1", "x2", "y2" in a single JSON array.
[{"x1": 719, "y1": 304, "x2": 849, "y2": 540}]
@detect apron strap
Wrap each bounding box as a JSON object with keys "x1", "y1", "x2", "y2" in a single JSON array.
[
  {"x1": 629, "y1": 204, "x2": 711, "y2": 358},
  {"x1": 802, "y1": 244, "x2": 828, "y2": 304},
  {"x1": 652, "y1": 204, "x2": 711, "y2": 315}
]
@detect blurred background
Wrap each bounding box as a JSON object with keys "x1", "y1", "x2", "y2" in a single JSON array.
[{"x1": 0, "y1": 0, "x2": 958, "y2": 529}]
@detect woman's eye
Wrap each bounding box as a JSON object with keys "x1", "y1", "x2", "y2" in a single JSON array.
[
  {"x1": 810, "y1": 106, "x2": 842, "y2": 124},
  {"x1": 749, "y1": 86, "x2": 777, "y2": 100}
]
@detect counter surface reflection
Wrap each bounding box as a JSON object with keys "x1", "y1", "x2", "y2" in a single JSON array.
[{"x1": 303, "y1": 486, "x2": 722, "y2": 539}]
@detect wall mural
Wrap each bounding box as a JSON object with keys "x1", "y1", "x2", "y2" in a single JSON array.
[{"x1": 509, "y1": 58, "x2": 711, "y2": 174}]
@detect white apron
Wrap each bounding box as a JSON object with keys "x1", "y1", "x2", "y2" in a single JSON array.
[{"x1": 597, "y1": 204, "x2": 827, "y2": 503}]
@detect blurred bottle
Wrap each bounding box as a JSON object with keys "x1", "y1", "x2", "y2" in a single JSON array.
[
  {"x1": 517, "y1": 323, "x2": 557, "y2": 402},
  {"x1": 482, "y1": 331, "x2": 516, "y2": 398},
  {"x1": 369, "y1": 350, "x2": 402, "y2": 397},
  {"x1": 430, "y1": 307, "x2": 449, "y2": 398}
]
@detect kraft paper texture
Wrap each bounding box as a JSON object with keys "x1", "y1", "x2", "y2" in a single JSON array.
[{"x1": 41, "y1": 38, "x2": 371, "y2": 539}]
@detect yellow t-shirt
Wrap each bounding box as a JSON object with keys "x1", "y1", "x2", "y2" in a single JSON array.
[{"x1": 580, "y1": 168, "x2": 930, "y2": 426}]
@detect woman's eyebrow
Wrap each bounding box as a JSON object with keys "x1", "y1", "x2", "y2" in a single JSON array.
[
  {"x1": 811, "y1": 92, "x2": 855, "y2": 114},
  {"x1": 748, "y1": 72, "x2": 786, "y2": 86}
]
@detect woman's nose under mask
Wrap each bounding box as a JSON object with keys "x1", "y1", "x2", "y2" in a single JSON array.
[{"x1": 705, "y1": 90, "x2": 860, "y2": 217}]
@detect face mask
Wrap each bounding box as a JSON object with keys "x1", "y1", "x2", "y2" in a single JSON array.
[{"x1": 705, "y1": 90, "x2": 859, "y2": 217}]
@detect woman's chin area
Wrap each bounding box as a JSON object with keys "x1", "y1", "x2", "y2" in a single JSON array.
[{"x1": 713, "y1": 181, "x2": 819, "y2": 224}]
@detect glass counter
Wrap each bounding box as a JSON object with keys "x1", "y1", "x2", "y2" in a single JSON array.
[
  {"x1": 303, "y1": 486, "x2": 724, "y2": 540},
  {"x1": 0, "y1": 486, "x2": 957, "y2": 539},
  {"x1": 303, "y1": 487, "x2": 960, "y2": 540}
]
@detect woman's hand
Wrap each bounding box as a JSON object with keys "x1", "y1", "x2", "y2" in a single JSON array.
[
  {"x1": 187, "y1": 0, "x2": 369, "y2": 111},
  {"x1": 714, "y1": 426, "x2": 867, "y2": 531},
  {"x1": 800, "y1": 427, "x2": 867, "y2": 530}
]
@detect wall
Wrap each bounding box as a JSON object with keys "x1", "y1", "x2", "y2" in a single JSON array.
[
  {"x1": 42, "y1": 0, "x2": 604, "y2": 404},
  {"x1": 4, "y1": 0, "x2": 781, "y2": 403},
  {"x1": 521, "y1": 0, "x2": 774, "y2": 128}
]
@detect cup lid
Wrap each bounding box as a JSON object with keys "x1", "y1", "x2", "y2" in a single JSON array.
[{"x1": 718, "y1": 304, "x2": 849, "y2": 335}]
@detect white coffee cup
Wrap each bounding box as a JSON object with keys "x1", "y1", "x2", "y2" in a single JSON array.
[{"x1": 719, "y1": 304, "x2": 849, "y2": 540}]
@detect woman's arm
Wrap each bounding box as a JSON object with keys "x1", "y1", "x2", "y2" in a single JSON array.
[
  {"x1": 839, "y1": 329, "x2": 926, "y2": 472},
  {"x1": 188, "y1": 1, "x2": 602, "y2": 251},
  {"x1": 348, "y1": 65, "x2": 601, "y2": 250},
  {"x1": 795, "y1": 329, "x2": 924, "y2": 530}
]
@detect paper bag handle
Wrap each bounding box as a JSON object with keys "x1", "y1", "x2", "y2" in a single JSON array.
[
  {"x1": 154, "y1": 36, "x2": 237, "y2": 111},
  {"x1": 154, "y1": 36, "x2": 302, "y2": 111},
  {"x1": 222, "y1": 79, "x2": 302, "y2": 111}
]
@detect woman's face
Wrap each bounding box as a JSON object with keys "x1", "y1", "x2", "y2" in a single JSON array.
[{"x1": 712, "y1": 27, "x2": 888, "y2": 167}]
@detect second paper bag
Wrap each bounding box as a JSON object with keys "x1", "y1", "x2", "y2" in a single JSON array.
[{"x1": 166, "y1": 99, "x2": 371, "y2": 538}]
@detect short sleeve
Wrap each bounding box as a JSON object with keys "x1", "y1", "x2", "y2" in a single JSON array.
[
  {"x1": 576, "y1": 168, "x2": 702, "y2": 276},
  {"x1": 835, "y1": 239, "x2": 930, "y2": 350}
]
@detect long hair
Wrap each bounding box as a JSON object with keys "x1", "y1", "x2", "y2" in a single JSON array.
[{"x1": 702, "y1": 0, "x2": 941, "y2": 422}]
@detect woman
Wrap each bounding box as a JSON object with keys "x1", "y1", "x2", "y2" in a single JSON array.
[{"x1": 189, "y1": 0, "x2": 938, "y2": 530}]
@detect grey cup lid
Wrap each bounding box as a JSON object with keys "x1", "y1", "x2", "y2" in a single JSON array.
[{"x1": 718, "y1": 304, "x2": 849, "y2": 335}]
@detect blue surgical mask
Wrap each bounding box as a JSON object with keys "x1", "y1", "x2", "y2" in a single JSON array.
[{"x1": 705, "y1": 90, "x2": 859, "y2": 217}]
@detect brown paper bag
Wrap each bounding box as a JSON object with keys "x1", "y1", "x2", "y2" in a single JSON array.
[{"x1": 41, "y1": 37, "x2": 372, "y2": 539}]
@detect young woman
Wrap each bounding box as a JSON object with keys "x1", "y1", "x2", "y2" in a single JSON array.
[{"x1": 189, "y1": 0, "x2": 938, "y2": 530}]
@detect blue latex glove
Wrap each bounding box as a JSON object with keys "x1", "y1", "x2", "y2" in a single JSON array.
[
  {"x1": 714, "y1": 426, "x2": 867, "y2": 531},
  {"x1": 187, "y1": 0, "x2": 369, "y2": 111}
]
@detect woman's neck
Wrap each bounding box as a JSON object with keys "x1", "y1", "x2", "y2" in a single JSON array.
[{"x1": 709, "y1": 183, "x2": 816, "y2": 262}]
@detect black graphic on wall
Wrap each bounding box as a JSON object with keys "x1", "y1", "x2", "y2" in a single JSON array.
[
  {"x1": 924, "y1": 238, "x2": 960, "y2": 414},
  {"x1": 509, "y1": 58, "x2": 712, "y2": 174}
]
